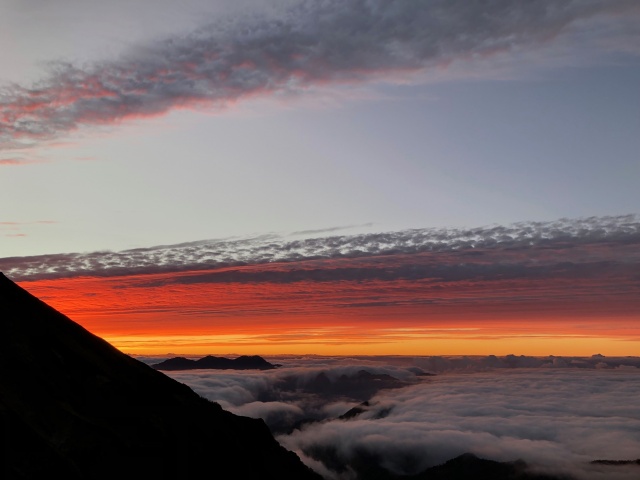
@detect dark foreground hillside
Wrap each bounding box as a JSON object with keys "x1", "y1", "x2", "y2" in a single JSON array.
[{"x1": 0, "y1": 272, "x2": 320, "y2": 480}]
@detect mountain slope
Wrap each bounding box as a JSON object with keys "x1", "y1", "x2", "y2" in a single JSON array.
[{"x1": 0, "y1": 272, "x2": 321, "y2": 479}]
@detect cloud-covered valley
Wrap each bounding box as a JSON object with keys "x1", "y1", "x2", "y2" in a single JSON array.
[{"x1": 161, "y1": 357, "x2": 640, "y2": 480}]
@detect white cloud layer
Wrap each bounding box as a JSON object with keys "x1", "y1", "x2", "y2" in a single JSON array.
[
  {"x1": 160, "y1": 356, "x2": 640, "y2": 479},
  {"x1": 281, "y1": 370, "x2": 640, "y2": 479}
]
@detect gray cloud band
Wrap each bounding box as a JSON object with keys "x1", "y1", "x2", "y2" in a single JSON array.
[
  {"x1": 1, "y1": 0, "x2": 638, "y2": 151},
  {"x1": 0, "y1": 214, "x2": 638, "y2": 281}
]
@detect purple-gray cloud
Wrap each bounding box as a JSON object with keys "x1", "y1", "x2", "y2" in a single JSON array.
[
  {"x1": 1, "y1": 0, "x2": 639, "y2": 152},
  {"x1": 1, "y1": 214, "x2": 638, "y2": 282}
]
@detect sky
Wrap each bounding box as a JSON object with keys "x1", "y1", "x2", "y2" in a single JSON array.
[{"x1": 1, "y1": 0, "x2": 639, "y2": 355}]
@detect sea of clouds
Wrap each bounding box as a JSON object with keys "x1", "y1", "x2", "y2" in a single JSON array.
[{"x1": 147, "y1": 355, "x2": 640, "y2": 480}]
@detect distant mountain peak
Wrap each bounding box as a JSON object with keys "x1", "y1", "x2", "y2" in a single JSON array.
[{"x1": 152, "y1": 354, "x2": 277, "y2": 371}]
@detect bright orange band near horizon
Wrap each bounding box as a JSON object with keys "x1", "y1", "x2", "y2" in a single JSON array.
[{"x1": 17, "y1": 251, "x2": 640, "y2": 357}]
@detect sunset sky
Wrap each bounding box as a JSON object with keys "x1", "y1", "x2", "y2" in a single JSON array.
[{"x1": 1, "y1": 0, "x2": 639, "y2": 355}]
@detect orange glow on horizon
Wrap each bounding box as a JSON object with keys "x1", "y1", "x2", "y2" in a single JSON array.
[
  {"x1": 17, "y1": 260, "x2": 640, "y2": 357},
  {"x1": 105, "y1": 330, "x2": 640, "y2": 357}
]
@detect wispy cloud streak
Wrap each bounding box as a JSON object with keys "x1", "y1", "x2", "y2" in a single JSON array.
[
  {"x1": 0, "y1": 220, "x2": 57, "y2": 238},
  {"x1": 1, "y1": 0, "x2": 638, "y2": 151}
]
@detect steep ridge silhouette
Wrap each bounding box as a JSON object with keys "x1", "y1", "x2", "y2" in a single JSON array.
[{"x1": 0, "y1": 273, "x2": 321, "y2": 479}]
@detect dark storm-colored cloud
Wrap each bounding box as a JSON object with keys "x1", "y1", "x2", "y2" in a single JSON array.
[
  {"x1": 1, "y1": 214, "x2": 638, "y2": 282},
  {"x1": 1, "y1": 0, "x2": 639, "y2": 151},
  {"x1": 133, "y1": 260, "x2": 630, "y2": 288}
]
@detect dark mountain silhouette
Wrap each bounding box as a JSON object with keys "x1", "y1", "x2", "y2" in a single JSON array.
[
  {"x1": 0, "y1": 272, "x2": 321, "y2": 479},
  {"x1": 339, "y1": 401, "x2": 371, "y2": 420},
  {"x1": 591, "y1": 459, "x2": 640, "y2": 466},
  {"x1": 407, "y1": 453, "x2": 574, "y2": 480},
  {"x1": 304, "y1": 448, "x2": 573, "y2": 480},
  {"x1": 153, "y1": 354, "x2": 276, "y2": 371},
  {"x1": 338, "y1": 401, "x2": 392, "y2": 421}
]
